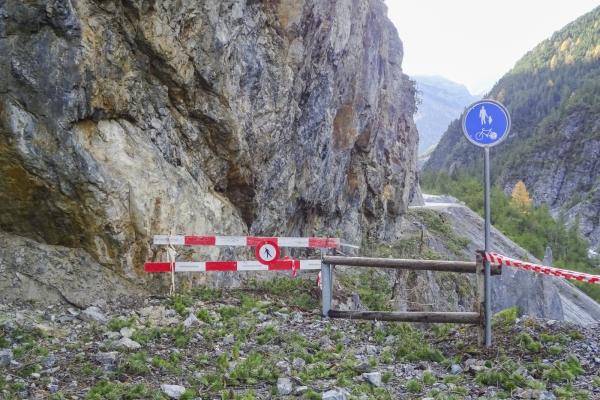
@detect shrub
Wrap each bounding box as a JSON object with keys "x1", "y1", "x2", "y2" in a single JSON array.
[{"x1": 406, "y1": 379, "x2": 423, "y2": 393}]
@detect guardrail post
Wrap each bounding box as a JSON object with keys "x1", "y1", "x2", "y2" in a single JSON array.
[{"x1": 476, "y1": 254, "x2": 485, "y2": 347}]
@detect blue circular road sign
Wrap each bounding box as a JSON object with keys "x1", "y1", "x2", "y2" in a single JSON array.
[{"x1": 462, "y1": 100, "x2": 511, "y2": 147}]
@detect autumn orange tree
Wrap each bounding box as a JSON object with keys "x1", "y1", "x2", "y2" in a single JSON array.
[{"x1": 510, "y1": 180, "x2": 532, "y2": 213}]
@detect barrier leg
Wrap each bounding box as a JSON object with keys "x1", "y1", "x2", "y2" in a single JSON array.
[{"x1": 322, "y1": 263, "x2": 332, "y2": 317}]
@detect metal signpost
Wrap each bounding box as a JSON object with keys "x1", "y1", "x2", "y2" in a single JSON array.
[{"x1": 462, "y1": 100, "x2": 511, "y2": 347}]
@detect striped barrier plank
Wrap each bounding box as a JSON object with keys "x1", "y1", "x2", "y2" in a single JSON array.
[
  {"x1": 144, "y1": 259, "x2": 321, "y2": 273},
  {"x1": 154, "y1": 235, "x2": 339, "y2": 248}
]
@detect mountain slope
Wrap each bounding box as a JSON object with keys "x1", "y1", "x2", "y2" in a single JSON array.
[
  {"x1": 413, "y1": 75, "x2": 480, "y2": 154},
  {"x1": 423, "y1": 5, "x2": 600, "y2": 250},
  {"x1": 405, "y1": 198, "x2": 600, "y2": 326}
]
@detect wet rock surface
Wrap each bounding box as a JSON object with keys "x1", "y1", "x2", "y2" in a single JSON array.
[{"x1": 0, "y1": 288, "x2": 599, "y2": 399}]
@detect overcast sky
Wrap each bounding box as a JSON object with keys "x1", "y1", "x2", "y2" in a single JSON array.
[{"x1": 386, "y1": 1, "x2": 600, "y2": 94}]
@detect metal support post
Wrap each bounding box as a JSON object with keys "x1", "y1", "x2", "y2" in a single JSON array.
[
  {"x1": 475, "y1": 254, "x2": 485, "y2": 347},
  {"x1": 484, "y1": 147, "x2": 492, "y2": 347}
]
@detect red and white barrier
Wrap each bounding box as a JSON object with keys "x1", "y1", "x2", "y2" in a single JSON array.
[
  {"x1": 484, "y1": 252, "x2": 600, "y2": 284},
  {"x1": 145, "y1": 259, "x2": 321, "y2": 273},
  {"x1": 154, "y1": 235, "x2": 339, "y2": 248}
]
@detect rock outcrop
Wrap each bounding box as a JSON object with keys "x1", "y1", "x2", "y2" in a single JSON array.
[{"x1": 0, "y1": 0, "x2": 419, "y2": 299}]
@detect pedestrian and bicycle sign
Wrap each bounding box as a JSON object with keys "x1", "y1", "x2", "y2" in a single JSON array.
[
  {"x1": 462, "y1": 100, "x2": 511, "y2": 147},
  {"x1": 461, "y1": 99, "x2": 511, "y2": 347}
]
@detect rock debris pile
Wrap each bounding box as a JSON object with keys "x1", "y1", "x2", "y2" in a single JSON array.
[{"x1": 0, "y1": 286, "x2": 599, "y2": 400}]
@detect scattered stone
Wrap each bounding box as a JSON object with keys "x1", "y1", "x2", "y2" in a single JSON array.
[
  {"x1": 276, "y1": 360, "x2": 291, "y2": 374},
  {"x1": 30, "y1": 373, "x2": 40, "y2": 379},
  {"x1": 57, "y1": 315, "x2": 76, "y2": 324},
  {"x1": 44, "y1": 354, "x2": 56, "y2": 367},
  {"x1": 292, "y1": 358, "x2": 306, "y2": 370},
  {"x1": 366, "y1": 345, "x2": 377, "y2": 355},
  {"x1": 47, "y1": 383, "x2": 59, "y2": 393},
  {"x1": 322, "y1": 389, "x2": 345, "y2": 400},
  {"x1": 450, "y1": 364, "x2": 463, "y2": 374},
  {"x1": 295, "y1": 385, "x2": 308, "y2": 395},
  {"x1": 162, "y1": 317, "x2": 180, "y2": 326},
  {"x1": 139, "y1": 306, "x2": 166, "y2": 324},
  {"x1": 223, "y1": 334, "x2": 235, "y2": 344},
  {"x1": 276, "y1": 377, "x2": 293, "y2": 395},
  {"x1": 120, "y1": 327, "x2": 135, "y2": 338},
  {"x1": 103, "y1": 331, "x2": 121, "y2": 340},
  {"x1": 0, "y1": 349, "x2": 13, "y2": 366},
  {"x1": 91, "y1": 299, "x2": 107, "y2": 309},
  {"x1": 183, "y1": 314, "x2": 199, "y2": 328},
  {"x1": 111, "y1": 338, "x2": 141, "y2": 349},
  {"x1": 160, "y1": 384, "x2": 186, "y2": 399},
  {"x1": 464, "y1": 358, "x2": 478, "y2": 368},
  {"x1": 519, "y1": 389, "x2": 543, "y2": 399},
  {"x1": 319, "y1": 336, "x2": 332, "y2": 350},
  {"x1": 323, "y1": 345, "x2": 336, "y2": 353},
  {"x1": 257, "y1": 312, "x2": 269, "y2": 321},
  {"x1": 41, "y1": 367, "x2": 60, "y2": 375},
  {"x1": 362, "y1": 372, "x2": 382, "y2": 387},
  {"x1": 96, "y1": 352, "x2": 118, "y2": 368},
  {"x1": 35, "y1": 324, "x2": 65, "y2": 337},
  {"x1": 78, "y1": 306, "x2": 106, "y2": 324},
  {"x1": 355, "y1": 361, "x2": 370, "y2": 372},
  {"x1": 539, "y1": 392, "x2": 557, "y2": 400}
]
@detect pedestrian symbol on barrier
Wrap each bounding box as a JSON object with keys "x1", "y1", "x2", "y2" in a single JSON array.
[
  {"x1": 462, "y1": 100, "x2": 511, "y2": 147},
  {"x1": 255, "y1": 241, "x2": 280, "y2": 265}
]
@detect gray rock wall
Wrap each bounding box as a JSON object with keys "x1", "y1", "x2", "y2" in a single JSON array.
[{"x1": 0, "y1": 0, "x2": 419, "y2": 299}]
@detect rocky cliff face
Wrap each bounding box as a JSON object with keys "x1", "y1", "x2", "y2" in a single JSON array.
[{"x1": 0, "y1": 0, "x2": 419, "y2": 300}]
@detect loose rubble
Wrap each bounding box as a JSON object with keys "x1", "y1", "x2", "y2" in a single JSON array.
[{"x1": 0, "y1": 287, "x2": 599, "y2": 400}]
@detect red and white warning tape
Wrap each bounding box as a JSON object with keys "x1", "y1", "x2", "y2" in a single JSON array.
[
  {"x1": 145, "y1": 259, "x2": 321, "y2": 273},
  {"x1": 484, "y1": 252, "x2": 600, "y2": 284},
  {"x1": 154, "y1": 235, "x2": 339, "y2": 248}
]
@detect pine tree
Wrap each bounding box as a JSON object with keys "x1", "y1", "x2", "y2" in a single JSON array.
[{"x1": 510, "y1": 181, "x2": 532, "y2": 213}]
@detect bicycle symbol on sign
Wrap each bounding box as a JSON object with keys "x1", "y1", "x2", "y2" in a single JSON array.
[{"x1": 475, "y1": 128, "x2": 497, "y2": 141}]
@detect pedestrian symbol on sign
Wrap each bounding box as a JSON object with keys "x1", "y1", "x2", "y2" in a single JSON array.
[
  {"x1": 462, "y1": 100, "x2": 510, "y2": 147},
  {"x1": 255, "y1": 241, "x2": 280, "y2": 265}
]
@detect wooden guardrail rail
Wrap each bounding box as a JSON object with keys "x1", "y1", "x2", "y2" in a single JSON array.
[{"x1": 320, "y1": 254, "x2": 491, "y2": 346}]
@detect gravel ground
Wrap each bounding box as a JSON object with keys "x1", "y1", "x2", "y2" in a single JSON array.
[{"x1": 0, "y1": 286, "x2": 599, "y2": 400}]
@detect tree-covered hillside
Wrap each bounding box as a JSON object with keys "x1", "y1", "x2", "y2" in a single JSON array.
[{"x1": 423, "y1": 5, "x2": 600, "y2": 250}]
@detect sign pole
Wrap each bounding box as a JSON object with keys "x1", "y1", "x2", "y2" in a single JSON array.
[
  {"x1": 461, "y1": 99, "x2": 511, "y2": 349},
  {"x1": 484, "y1": 146, "x2": 492, "y2": 347}
]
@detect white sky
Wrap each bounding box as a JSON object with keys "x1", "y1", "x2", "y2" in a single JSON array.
[{"x1": 386, "y1": 1, "x2": 600, "y2": 94}]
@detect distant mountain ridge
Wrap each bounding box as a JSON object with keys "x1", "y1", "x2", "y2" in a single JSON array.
[
  {"x1": 423, "y1": 5, "x2": 600, "y2": 250},
  {"x1": 413, "y1": 75, "x2": 480, "y2": 154}
]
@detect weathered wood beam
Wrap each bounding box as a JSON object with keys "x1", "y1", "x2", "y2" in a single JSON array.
[
  {"x1": 321, "y1": 256, "x2": 502, "y2": 275},
  {"x1": 328, "y1": 310, "x2": 480, "y2": 324}
]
